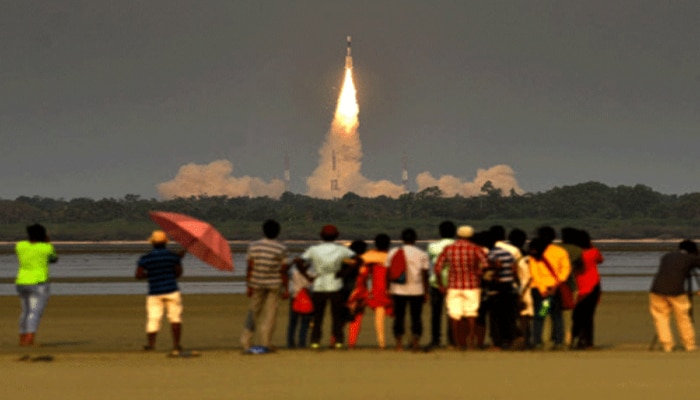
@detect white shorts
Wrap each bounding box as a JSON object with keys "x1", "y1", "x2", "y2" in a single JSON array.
[
  {"x1": 446, "y1": 289, "x2": 481, "y2": 319},
  {"x1": 146, "y1": 291, "x2": 183, "y2": 332}
]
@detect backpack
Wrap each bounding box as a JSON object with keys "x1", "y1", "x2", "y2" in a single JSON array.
[{"x1": 389, "y1": 247, "x2": 407, "y2": 284}]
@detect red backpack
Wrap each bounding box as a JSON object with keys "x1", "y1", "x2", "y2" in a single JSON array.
[{"x1": 388, "y1": 248, "x2": 407, "y2": 284}]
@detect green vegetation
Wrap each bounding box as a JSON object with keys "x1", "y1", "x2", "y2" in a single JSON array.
[{"x1": 0, "y1": 181, "x2": 698, "y2": 241}]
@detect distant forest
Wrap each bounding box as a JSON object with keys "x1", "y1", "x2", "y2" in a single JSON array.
[{"x1": 1, "y1": 181, "x2": 699, "y2": 241}]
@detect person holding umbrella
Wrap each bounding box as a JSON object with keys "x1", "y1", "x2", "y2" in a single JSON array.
[{"x1": 135, "y1": 230, "x2": 184, "y2": 355}]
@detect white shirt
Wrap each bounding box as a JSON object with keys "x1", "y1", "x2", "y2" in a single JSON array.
[{"x1": 386, "y1": 244, "x2": 429, "y2": 296}]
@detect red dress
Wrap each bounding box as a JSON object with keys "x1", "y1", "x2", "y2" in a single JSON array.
[{"x1": 347, "y1": 249, "x2": 391, "y2": 310}]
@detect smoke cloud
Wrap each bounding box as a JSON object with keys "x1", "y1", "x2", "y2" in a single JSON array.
[
  {"x1": 305, "y1": 69, "x2": 405, "y2": 199},
  {"x1": 416, "y1": 165, "x2": 523, "y2": 197},
  {"x1": 157, "y1": 160, "x2": 284, "y2": 199},
  {"x1": 157, "y1": 50, "x2": 524, "y2": 200}
]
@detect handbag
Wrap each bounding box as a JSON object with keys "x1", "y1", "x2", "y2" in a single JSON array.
[
  {"x1": 292, "y1": 288, "x2": 314, "y2": 314},
  {"x1": 388, "y1": 247, "x2": 407, "y2": 284},
  {"x1": 556, "y1": 280, "x2": 576, "y2": 310},
  {"x1": 541, "y1": 257, "x2": 576, "y2": 310}
]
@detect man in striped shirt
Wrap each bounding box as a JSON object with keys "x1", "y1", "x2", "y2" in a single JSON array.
[
  {"x1": 136, "y1": 230, "x2": 184, "y2": 354},
  {"x1": 435, "y1": 226, "x2": 488, "y2": 350},
  {"x1": 240, "y1": 220, "x2": 289, "y2": 351},
  {"x1": 484, "y1": 232, "x2": 518, "y2": 349}
]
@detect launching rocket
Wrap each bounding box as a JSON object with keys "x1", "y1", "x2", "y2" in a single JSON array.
[{"x1": 345, "y1": 35, "x2": 352, "y2": 69}]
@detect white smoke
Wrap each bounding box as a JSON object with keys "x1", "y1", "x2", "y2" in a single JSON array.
[
  {"x1": 157, "y1": 160, "x2": 284, "y2": 199},
  {"x1": 157, "y1": 49, "x2": 524, "y2": 200},
  {"x1": 305, "y1": 118, "x2": 405, "y2": 199},
  {"x1": 415, "y1": 165, "x2": 524, "y2": 197}
]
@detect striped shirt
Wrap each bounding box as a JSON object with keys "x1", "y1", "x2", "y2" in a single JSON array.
[
  {"x1": 247, "y1": 238, "x2": 289, "y2": 288},
  {"x1": 138, "y1": 248, "x2": 181, "y2": 295},
  {"x1": 434, "y1": 239, "x2": 487, "y2": 290},
  {"x1": 487, "y1": 247, "x2": 516, "y2": 284}
]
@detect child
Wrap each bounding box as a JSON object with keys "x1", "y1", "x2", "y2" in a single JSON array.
[{"x1": 287, "y1": 264, "x2": 313, "y2": 348}]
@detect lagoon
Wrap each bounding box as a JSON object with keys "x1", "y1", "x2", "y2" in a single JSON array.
[{"x1": 0, "y1": 242, "x2": 676, "y2": 295}]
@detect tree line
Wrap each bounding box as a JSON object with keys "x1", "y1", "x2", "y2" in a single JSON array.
[{"x1": 0, "y1": 181, "x2": 699, "y2": 241}]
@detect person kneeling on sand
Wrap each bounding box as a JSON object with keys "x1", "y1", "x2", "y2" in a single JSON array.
[{"x1": 135, "y1": 230, "x2": 184, "y2": 355}]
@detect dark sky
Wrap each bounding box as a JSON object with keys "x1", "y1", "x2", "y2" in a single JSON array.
[{"x1": 2, "y1": 1, "x2": 699, "y2": 199}]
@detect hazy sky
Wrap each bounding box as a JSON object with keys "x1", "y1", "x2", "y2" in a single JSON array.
[{"x1": 2, "y1": 1, "x2": 699, "y2": 199}]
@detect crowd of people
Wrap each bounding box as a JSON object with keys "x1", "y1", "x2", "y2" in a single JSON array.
[
  {"x1": 241, "y1": 220, "x2": 610, "y2": 352},
  {"x1": 11, "y1": 220, "x2": 700, "y2": 354}
]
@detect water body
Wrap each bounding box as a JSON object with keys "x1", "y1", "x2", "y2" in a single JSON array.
[{"x1": 0, "y1": 242, "x2": 677, "y2": 295}]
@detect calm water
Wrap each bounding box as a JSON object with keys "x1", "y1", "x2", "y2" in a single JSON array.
[{"x1": 0, "y1": 242, "x2": 672, "y2": 295}]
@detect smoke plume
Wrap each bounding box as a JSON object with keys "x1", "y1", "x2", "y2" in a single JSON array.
[
  {"x1": 416, "y1": 165, "x2": 523, "y2": 197},
  {"x1": 157, "y1": 44, "x2": 524, "y2": 200},
  {"x1": 305, "y1": 68, "x2": 404, "y2": 198},
  {"x1": 157, "y1": 160, "x2": 284, "y2": 199}
]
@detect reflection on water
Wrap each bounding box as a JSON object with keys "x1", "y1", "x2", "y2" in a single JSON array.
[
  {"x1": 0, "y1": 281, "x2": 247, "y2": 296},
  {"x1": 0, "y1": 243, "x2": 672, "y2": 295},
  {"x1": 0, "y1": 252, "x2": 249, "y2": 279}
]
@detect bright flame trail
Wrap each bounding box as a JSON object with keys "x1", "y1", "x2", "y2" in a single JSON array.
[{"x1": 306, "y1": 38, "x2": 404, "y2": 198}]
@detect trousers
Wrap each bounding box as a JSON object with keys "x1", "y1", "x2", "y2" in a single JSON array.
[{"x1": 16, "y1": 283, "x2": 50, "y2": 334}]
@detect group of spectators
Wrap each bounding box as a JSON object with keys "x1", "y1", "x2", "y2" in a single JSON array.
[
  {"x1": 242, "y1": 220, "x2": 606, "y2": 352},
  {"x1": 12, "y1": 219, "x2": 700, "y2": 355}
]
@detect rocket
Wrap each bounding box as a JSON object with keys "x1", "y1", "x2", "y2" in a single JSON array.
[{"x1": 345, "y1": 35, "x2": 352, "y2": 69}]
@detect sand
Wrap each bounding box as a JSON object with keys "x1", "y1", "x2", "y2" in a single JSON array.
[{"x1": 1, "y1": 292, "x2": 699, "y2": 399}]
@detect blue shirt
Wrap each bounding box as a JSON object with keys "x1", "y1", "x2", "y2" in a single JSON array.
[
  {"x1": 487, "y1": 247, "x2": 516, "y2": 284},
  {"x1": 138, "y1": 248, "x2": 181, "y2": 295}
]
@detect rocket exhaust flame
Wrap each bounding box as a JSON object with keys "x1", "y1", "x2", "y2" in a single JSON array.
[
  {"x1": 305, "y1": 36, "x2": 405, "y2": 198},
  {"x1": 335, "y1": 68, "x2": 359, "y2": 135},
  {"x1": 158, "y1": 36, "x2": 524, "y2": 200}
]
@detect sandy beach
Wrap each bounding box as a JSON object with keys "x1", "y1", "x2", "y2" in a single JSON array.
[{"x1": 2, "y1": 292, "x2": 699, "y2": 399}]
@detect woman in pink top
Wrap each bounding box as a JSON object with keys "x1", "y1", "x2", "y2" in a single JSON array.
[{"x1": 571, "y1": 230, "x2": 603, "y2": 350}]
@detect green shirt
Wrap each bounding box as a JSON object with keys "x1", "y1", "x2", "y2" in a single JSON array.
[
  {"x1": 15, "y1": 241, "x2": 57, "y2": 285},
  {"x1": 428, "y1": 238, "x2": 455, "y2": 288}
]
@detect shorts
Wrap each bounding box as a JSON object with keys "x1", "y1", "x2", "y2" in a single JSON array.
[
  {"x1": 146, "y1": 291, "x2": 183, "y2": 332},
  {"x1": 446, "y1": 288, "x2": 481, "y2": 319}
]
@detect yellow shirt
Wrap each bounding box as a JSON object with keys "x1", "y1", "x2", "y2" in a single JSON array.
[
  {"x1": 528, "y1": 244, "x2": 571, "y2": 296},
  {"x1": 15, "y1": 241, "x2": 57, "y2": 285}
]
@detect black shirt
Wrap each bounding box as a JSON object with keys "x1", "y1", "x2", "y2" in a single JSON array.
[{"x1": 650, "y1": 251, "x2": 700, "y2": 296}]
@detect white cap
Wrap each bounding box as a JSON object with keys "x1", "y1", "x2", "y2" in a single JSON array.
[{"x1": 457, "y1": 225, "x2": 474, "y2": 239}]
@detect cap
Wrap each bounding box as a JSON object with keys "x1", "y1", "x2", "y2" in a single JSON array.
[
  {"x1": 456, "y1": 225, "x2": 474, "y2": 239},
  {"x1": 320, "y1": 224, "x2": 339, "y2": 237},
  {"x1": 148, "y1": 230, "x2": 169, "y2": 244}
]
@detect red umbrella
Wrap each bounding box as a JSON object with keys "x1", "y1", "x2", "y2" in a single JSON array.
[{"x1": 149, "y1": 211, "x2": 233, "y2": 272}]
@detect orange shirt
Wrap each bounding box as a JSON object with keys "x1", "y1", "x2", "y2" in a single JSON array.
[{"x1": 528, "y1": 244, "x2": 571, "y2": 296}]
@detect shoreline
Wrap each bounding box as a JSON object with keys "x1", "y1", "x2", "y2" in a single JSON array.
[
  {"x1": 3, "y1": 292, "x2": 700, "y2": 399},
  {"x1": 0, "y1": 291, "x2": 661, "y2": 354}
]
